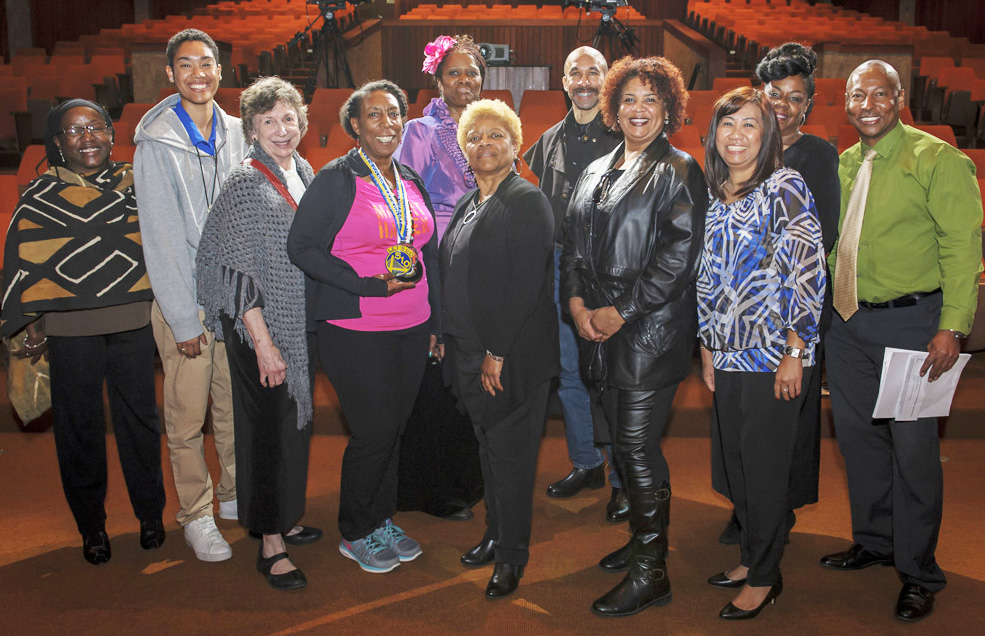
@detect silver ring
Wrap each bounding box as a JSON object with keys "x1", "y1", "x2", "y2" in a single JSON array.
[{"x1": 782, "y1": 388, "x2": 789, "y2": 392}]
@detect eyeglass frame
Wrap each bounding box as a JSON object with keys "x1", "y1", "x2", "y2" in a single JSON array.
[{"x1": 58, "y1": 123, "x2": 113, "y2": 139}]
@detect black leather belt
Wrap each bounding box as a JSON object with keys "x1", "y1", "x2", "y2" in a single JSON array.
[{"x1": 857, "y1": 289, "x2": 941, "y2": 310}]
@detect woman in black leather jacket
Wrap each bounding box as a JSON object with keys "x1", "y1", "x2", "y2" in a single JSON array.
[{"x1": 560, "y1": 56, "x2": 707, "y2": 618}]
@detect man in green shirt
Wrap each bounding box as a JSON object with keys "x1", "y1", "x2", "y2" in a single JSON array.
[{"x1": 820, "y1": 60, "x2": 982, "y2": 623}]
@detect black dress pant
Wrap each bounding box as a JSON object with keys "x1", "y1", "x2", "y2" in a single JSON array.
[
  {"x1": 601, "y1": 384, "x2": 677, "y2": 491},
  {"x1": 317, "y1": 322, "x2": 429, "y2": 541},
  {"x1": 826, "y1": 296, "x2": 946, "y2": 592},
  {"x1": 47, "y1": 325, "x2": 165, "y2": 536},
  {"x1": 471, "y1": 381, "x2": 550, "y2": 566},
  {"x1": 714, "y1": 367, "x2": 813, "y2": 587},
  {"x1": 221, "y1": 316, "x2": 312, "y2": 535}
]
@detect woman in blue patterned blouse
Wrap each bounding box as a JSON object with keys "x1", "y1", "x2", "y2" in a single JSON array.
[{"x1": 697, "y1": 87, "x2": 826, "y2": 620}]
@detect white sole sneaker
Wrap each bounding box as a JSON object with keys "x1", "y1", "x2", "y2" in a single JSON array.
[
  {"x1": 183, "y1": 517, "x2": 233, "y2": 562},
  {"x1": 218, "y1": 499, "x2": 238, "y2": 520}
]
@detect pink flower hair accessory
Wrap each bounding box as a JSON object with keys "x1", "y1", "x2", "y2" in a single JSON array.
[{"x1": 422, "y1": 35, "x2": 457, "y2": 75}]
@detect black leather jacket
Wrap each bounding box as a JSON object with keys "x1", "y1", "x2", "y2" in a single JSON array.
[{"x1": 560, "y1": 134, "x2": 707, "y2": 390}]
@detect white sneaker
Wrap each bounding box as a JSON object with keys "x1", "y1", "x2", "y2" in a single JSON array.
[
  {"x1": 218, "y1": 499, "x2": 238, "y2": 520},
  {"x1": 183, "y1": 516, "x2": 232, "y2": 562}
]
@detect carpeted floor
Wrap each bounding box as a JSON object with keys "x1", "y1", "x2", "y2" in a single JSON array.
[{"x1": 1, "y1": 432, "x2": 983, "y2": 636}]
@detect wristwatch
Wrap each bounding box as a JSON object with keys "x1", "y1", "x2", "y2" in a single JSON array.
[
  {"x1": 783, "y1": 345, "x2": 805, "y2": 359},
  {"x1": 947, "y1": 329, "x2": 966, "y2": 339}
]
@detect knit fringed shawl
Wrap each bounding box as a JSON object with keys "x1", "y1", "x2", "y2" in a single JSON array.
[{"x1": 196, "y1": 145, "x2": 315, "y2": 429}]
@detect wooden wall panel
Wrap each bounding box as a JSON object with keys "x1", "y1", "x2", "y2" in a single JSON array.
[
  {"x1": 383, "y1": 19, "x2": 664, "y2": 92},
  {"x1": 914, "y1": 0, "x2": 985, "y2": 45}
]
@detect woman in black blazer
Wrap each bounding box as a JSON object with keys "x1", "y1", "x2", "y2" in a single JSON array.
[{"x1": 439, "y1": 98, "x2": 558, "y2": 600}]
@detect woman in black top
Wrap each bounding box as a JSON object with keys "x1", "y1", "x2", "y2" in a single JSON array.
[
  {"x1": 713, "y1": 42, "x2": 840, "y2": 545},
  {"x1": 440, "y1": 99, "x2": 558, "y2": 600}
]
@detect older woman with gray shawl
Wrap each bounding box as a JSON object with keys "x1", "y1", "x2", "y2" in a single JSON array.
[{"x1": 196, "y1": 77, "x2": 319, "y2": 591}]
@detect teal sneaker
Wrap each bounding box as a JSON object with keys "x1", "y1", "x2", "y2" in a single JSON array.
[
  {"x1": 339, "y1": 534, "x2": 400, "y2": 573},
  {"x1": 374, "y1": 519, "x2": 422, "y2": 562}
]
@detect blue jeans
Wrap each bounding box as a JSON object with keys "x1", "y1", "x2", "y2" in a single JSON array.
[{"x1": 554, "y1": 247, "x2": 619, "y2": 487}]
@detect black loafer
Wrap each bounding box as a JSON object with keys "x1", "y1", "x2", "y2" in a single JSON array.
[
  {"x1": 257, "y1": 546, "x2": 307, "y2": 590},
  {"x1": 896, "y1": 583, "x2": 935, "y2": 622},
  {"x1": 820, "y1": 543, "x2": 893, "y2": 570},
  {"x1": 605, "y1": 488, "x2": 631, "y2": 524},
  {"x1": 485, "y1": 563, "x2": 523, "y2": 599},
  {"x1": 461, "y1": 538, "x2": 496, "y2": 567},
  {"x1": 546, "y1": 466, "x2": 605, "y2": 498},
  {"x1": 707, "y1": 571, "x2": 747, "y2": 588},
  {"x1": 139, "y1": 519, "x2": 166, "y2": 550},
  {"x1": 249, "y1": 526, "x2": 323, "y2": 546},
  {"x1": 83, "y1": 530, "x2": 111, "y2": 565}
]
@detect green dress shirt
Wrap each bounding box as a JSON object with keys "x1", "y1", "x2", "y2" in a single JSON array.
[{"x1": 831, "y1": 122, "x2": 983, "y2": 334}]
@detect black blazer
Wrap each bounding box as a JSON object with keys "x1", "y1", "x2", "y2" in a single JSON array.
[
  {"x1": 561, "y1": 134, "x2": 707, "y2": 390},
  {"x1": 440, "y1": 172, "x2": 559, "y2": 417},
  {"x1": 287, "y1": 148, "x2": 441, "y2": 334}
]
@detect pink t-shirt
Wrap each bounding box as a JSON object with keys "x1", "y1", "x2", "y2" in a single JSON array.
[{"x1": 327, "y1": 177, "x2": 434, "y2": 331}]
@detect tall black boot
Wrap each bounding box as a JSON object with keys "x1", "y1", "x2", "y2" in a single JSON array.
[
  {"x1": 599, "y1": 483, "x2": 670, "y2": 573},
  {"x1": 591, "y1": 489, "x2": 671, "y2": 616}
]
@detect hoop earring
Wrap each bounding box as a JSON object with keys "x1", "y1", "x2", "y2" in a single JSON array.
[{"x1": 512, "y1": 157, "x2": 521, "y2": 175}]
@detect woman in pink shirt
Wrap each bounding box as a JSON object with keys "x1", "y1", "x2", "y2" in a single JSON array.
[{"x1": 288, "y1": 80, "x2": 441, "y2": 575}]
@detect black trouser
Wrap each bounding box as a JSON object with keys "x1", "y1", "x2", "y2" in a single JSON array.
[
  {"x1": 602, "y1": 384, "x2": 677, "y2": 492},
  {"x1": 826, "y1": 296, "x2": 946, "y2": 592},
  {"x1": 713, "y1": 368, "x2": 812, "y2": 587},
  {"x1": 472, "y1": 380, "x2": 550, "y2": 566},
  {"x1": 48, "y1": 325, "x2": 165, "y2": 536},
  {"x1": 317, "y1": 322, "x2": 429, "y2": 541},
  {"x1": 221, "y1": 316, "x2": 312, "y2": 535}
]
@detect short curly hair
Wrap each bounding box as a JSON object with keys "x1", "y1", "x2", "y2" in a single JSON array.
[
  {"x1": 339, "y1": 79, "x2": 409, "y2": 140},
  {"x1": 435, "y1": 34, "x2": 486, "y2": 84},
  {"x1": 239, "y1": 76, "x2": 308, "y2": 141},
  {"x1": 456, "y1": 98, "x2": 522, "y2": 154},
  {"x1": 599, "y1": 56, "x2": 688, "y2": 137},
  {"x1": 166, "y1": 29, "x2": 219, "y2": 69}
]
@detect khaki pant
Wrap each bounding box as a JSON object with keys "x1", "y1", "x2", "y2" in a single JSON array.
[{"x1": 151, "y1": 301, "x2": 236, "y2": 526}]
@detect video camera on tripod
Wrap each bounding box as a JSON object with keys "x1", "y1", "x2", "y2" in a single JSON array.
[
  {"x1": 306, "y1": 0, "x2": 371, "y2": 20},
  {"x1": 561, "y1": 0, "x2": 629, "y2": 20}
]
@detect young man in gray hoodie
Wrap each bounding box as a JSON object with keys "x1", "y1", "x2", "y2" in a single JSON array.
[{"x1": 134, "y1": 29, "x2": 247, "y2": 562}]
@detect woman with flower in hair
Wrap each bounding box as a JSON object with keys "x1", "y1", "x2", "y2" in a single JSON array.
[{"x1": 396, "y1": 34, "x2": 485, "y2": 241}]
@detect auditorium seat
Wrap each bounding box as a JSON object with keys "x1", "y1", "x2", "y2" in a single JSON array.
[
  {"x1": 916, "y1": 124, "x2": 958, "y2": 146},
  {"x1": 16, "y1": 145, "x2": 48, "y2": 193},
  {"x1": 712, "y1": 77, "x2": 752, "y2": 94},
  {"x1": 812, "y1": 77, "x2": 847, "y2": 107},
  {"x1": 962, "y1": 149, "x2": 985, "y2": 175}
]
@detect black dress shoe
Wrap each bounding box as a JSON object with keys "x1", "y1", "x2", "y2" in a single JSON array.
[
  {"x1": 707, "y1": 571, "x2": 747, "y2": 588},
  {"x1": 546, "y1": 465, "x2": 605, "y2": 498},
  {"x1": 443, "y1": 506, "x2": 474, "y2": 521},
  {"x1": 83, "y1": 530, "x2": 111, "y2": 565},
  {"x1": 820, "y1": 543, "x2": 893, "y2": 570},
  {"x1": 719, "y1": 582, "x2": 782, "y2": 620},
  {"x1": 461, "y1": 538, "x2": 496, "y2": 567},
  {"x1": 598, "y1": 539, "x2": 632, "y2": 573},
  {"x1": 257, "y1": 546, "x2": 307, "y2": 590},
  {"x1": 139, "y1": 519, "x2": 166, "y2": 550},
  {"x1": 896, "y1": 583, "x2": 935, "y2": 622},
  {"x1": 605, "y1": 488, "x2": 631, "y2": 524},
  {"x1": 485, "y1": 562, "x2": 523, "y2": 599},
  {"x1": 249, "y1": 526, "x2": 324, "y2": 546}
]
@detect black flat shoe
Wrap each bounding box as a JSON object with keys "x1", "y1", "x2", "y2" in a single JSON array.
[
  {"x1": 820, "y1": 543, "x2": 893, "y2": 570},
  {"x1": 256, "y1": 546, "x2": 307, "y2": 590},
  {"x1": 461, "y1": 538, "x2": 496, "y2": 567},
  {"x1": 443, "y1": 506, "x2": 474, "y2": 521},
  {"x1": 249, "y1": 526, "x2": 324, "y2": 546},
  {"x1": 139, "y1": 519, "x2": 165, "y2": 550},
  {"x1": 707, "y1": 571, "x2": 747, "y2": 588},
  {"x1": 896, "y1": 583, "x2": 935, "y2": 622},
  {"x1": 546, "y1": 465, "x2": 605, "y2": 498},
  {"x1": 598, "y1": 539, "x2": 632, "y2": 573},
  {"x1": 719, "y1": 583, "x2": 782, "y2": 620},
  {"x1": 485, "y1": 562, "x2": 523, "y2": 599},
  {"x1": 83, "y1": 530, "x2": 111, "y2": 565},
  {"x1": 605, "y1": 488, "x2": 630, "y2": 524}
]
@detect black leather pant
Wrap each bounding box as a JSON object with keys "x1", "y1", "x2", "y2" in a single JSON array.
[{"x1": 602, "y1": 384, "x2": 676, "y2": 492}]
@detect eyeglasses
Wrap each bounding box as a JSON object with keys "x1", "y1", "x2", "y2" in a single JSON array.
[{"x1": 59, "y1": 124, "x2": 112, "y2": 139}]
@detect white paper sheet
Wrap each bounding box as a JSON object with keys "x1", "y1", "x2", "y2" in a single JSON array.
[{"x1": 872, "y1": 348, "x2": 971, "y2": 421}]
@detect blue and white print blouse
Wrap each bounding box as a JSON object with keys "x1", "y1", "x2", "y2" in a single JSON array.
[{"x1": 697, "y1": 168, "x2": 826, "y2": 372}]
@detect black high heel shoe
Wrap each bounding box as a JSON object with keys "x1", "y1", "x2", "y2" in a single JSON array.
[
  {"x1": 719, "y1": 582, "x2": 782, "y2": 620},
  {"x1": 707, "y1": 570, "x2": 747, "y2": 588}
]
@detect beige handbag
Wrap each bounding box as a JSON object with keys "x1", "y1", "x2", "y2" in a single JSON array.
[{"x1": 5, "y1": 332, "x2": 52, "y2": 423}]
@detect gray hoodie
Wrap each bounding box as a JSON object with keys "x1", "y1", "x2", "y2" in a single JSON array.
[{"x1": 133, "y1": 94, "x2": 247, "y2": 343}]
